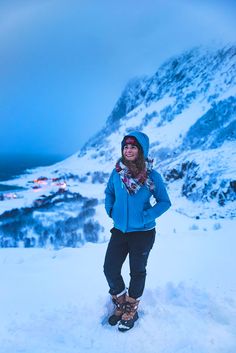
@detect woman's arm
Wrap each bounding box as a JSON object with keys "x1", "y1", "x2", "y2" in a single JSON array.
[
  {"x1": 104, "y1": 169, "x2": 116, "y2": 218},
  {"x1": 143, "y1": 171, "x2": 171, "y2": 223}
]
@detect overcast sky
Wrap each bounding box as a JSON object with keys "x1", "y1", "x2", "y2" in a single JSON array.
[{"x1": 0, "y1": 0, "x2": 235, "y2": 159}]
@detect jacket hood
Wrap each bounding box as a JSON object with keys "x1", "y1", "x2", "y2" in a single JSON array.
[{"x1": 121, "y1": 131, "x2": 150, "y2": 158}]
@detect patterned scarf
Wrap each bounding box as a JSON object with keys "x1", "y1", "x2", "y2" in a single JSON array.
[{"x1": 115, "y1": 158, "x2": 155, "y2": 195}]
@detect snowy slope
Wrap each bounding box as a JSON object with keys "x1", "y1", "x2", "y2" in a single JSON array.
[{"x1": 0, "y1": 212, "x2": 236, "y2": 353}]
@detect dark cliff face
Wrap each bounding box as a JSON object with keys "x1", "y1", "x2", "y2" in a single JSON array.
[
  {"x1": 182, "y1": 96, "x2": 236, "y2": 150},
  {"x1": 164, "y1": 160, "x2": 236, "y2": 208}
]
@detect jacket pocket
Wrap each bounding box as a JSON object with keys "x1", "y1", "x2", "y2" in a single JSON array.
[
  {"x1": 143, "y1": 208, "x2": 156, "y2": 228},
  {"x1": 111, "y1": 204, "x2": 119, "y2": 224},
  {"x1": 128, "y1": 207, "x2": 145, "y2": 229}
]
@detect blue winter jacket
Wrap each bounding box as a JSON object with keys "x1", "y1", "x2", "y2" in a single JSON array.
[{"x1": 105, "y1": 131, "x2": 171, "y2": 233}]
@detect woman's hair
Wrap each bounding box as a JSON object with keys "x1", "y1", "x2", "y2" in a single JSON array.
[{"x1": 122, "y1": 148, "x2": 146, "y2": 177}]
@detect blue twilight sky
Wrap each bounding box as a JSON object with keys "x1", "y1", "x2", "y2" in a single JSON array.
[{"x1": 0, "y1": 0, "x2": 235, "y2": 159}]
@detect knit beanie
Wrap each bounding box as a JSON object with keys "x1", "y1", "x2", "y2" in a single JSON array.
[
  {"x1": 121, "y1": 131, "x2": 149, "y2": 158},
  {"x1": 121, "y1": 136, "x2": 142, "y2": 151}
]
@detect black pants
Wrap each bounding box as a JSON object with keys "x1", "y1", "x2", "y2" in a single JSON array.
[{"x1": 103, "y1": 227, "x2": 156, "y2": 299}]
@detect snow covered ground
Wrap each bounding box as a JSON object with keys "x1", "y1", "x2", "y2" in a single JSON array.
[{"x1": 1, "y1": 210, "x2": 236, "y2": 353}]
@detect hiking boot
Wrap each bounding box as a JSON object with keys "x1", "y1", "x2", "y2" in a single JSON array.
[
  {"x1": 118, "y1": 295, "x2": 140, "y2": 332},
  {"x1": 108, "y1": 292, "x2": 126, "y2": 326}
]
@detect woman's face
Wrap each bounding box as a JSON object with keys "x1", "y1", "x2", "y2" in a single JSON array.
[{"x1": 123, "y1": 144, "x2": 139, "y2": 161}]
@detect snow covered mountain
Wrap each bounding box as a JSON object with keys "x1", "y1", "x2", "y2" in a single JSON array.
[{"x1": 0, "y1": 44, "x2": 235, "y2": 248}]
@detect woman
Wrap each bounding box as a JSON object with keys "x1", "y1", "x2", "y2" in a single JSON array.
[{"x1": 104, "y1": 131, "x2": 171, "y2": 332}]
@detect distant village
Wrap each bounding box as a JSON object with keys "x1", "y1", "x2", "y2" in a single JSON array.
[{"x1": 0, "y1": 176, "x2": 67, "y2": 201}]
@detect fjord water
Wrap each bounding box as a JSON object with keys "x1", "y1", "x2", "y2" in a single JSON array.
[{"x1": 0, "y1": 153, "x2": 66, "y2": 186}]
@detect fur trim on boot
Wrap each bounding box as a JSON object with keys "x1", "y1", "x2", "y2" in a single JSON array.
[{"x1": 108, "y1": 292, "x2": 126, "y2": 326}]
